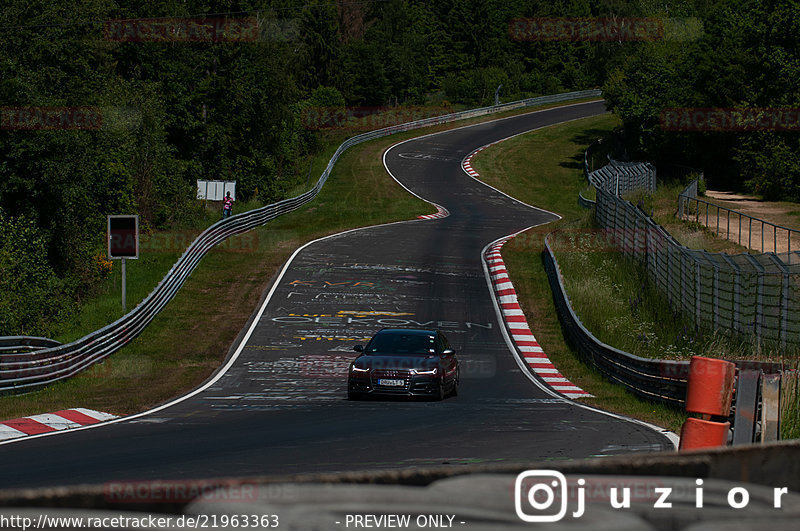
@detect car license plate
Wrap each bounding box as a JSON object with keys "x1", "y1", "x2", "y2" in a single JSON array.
[{"x1": 378, "y1": 379, "x2": 404, "y2": 387}]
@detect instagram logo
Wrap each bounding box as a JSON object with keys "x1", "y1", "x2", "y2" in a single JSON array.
[
  {"x1": 515, "y1": 471, "x2": 792, "y2": 522},
  {"x1": 515, "y1": 470, "x2": 569, "y2": 522}
]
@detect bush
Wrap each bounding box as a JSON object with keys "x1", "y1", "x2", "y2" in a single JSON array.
[{"x1": 0, "y1": 209, "x2": 73, "y2": 336}]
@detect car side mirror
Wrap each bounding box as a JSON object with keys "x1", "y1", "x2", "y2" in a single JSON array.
[
  {"x1": 442, "y1": 349, "x2": 454, "y2": 356},
  {"x1": 353, "y1": 345, "x2": 364, "y2": 352}
]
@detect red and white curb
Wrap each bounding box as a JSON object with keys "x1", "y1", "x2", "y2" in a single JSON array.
[
  {"x1": 0, "y1": 408, "x2": 117, "y2": 441},
  {"x1": 462, "y1": 142, "x2": 500, "y2": 179},
  {"x1": 465, "y1": 141, "x2": 592, "y2": 399},
  {"x1": 485, "y1": 238, "x2": 592, "y2": 399},
  {"x1": 417, "y1": 203, "x2": 449, "y2": 220}
]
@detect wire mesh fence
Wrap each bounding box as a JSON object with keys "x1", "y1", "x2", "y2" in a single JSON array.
[
  {"x1": 588, "y1": 157, "x2": 657, "y2": 196},
  {"x1": 596, "y1": 188, "x2": 800, "y2": 349},
  {"x1": 678, "y1": 179, "x2": 800, "y2": 255}
]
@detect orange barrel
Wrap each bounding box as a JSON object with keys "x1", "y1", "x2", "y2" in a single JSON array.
[
  {"x1": 685, "y1": 356, "x2": 736, "y2": 417},
  {"x1": 679, "y1": 417, "x2": 730, "y2": 450}
]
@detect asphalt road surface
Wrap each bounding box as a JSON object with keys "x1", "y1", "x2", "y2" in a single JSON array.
[{"x1": 1, "y1": 101, "x2": 673, "y2": 490}]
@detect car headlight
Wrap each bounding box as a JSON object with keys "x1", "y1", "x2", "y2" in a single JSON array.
[
  {"x1": 350, "y1": 366, "x2": 369, "y2": 373},
  {"x1": 410, "y1": 367, "x2": 438, "y2": 375}
]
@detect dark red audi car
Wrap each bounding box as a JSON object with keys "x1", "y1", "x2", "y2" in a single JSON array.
[{"x1": 347, "y1": 329, "x2": 459, "y2": 400}]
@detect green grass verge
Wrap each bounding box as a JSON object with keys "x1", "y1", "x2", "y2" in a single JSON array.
[
  {"x1": 470, "y1": 113, "x2": 687, "y2": 433},
  {"x1": 647, "y1": 183, "x2": 751, "y2": 254},
  {"x1": 781, "y1": 370, "x2": 800, "y2": 440},
  {"x1": 552, "y1": 217, "x2": 702, "y2": 360},
  {"x1": 0, "y1": 98, "x2": 602, "y2": 420},
  {"x1": 50, "y1": 98, "x2": 604, "y2": 345},
  {"x1": 0, "y1": 131, "x2": 431, "y2": 418}
]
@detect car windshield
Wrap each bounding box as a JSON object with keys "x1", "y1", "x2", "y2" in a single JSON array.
[{"x1": 367, "y1": 333, "x2": 436, "y2": 355}]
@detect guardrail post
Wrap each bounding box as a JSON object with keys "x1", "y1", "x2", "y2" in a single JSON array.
[
  {"x1": 727, "y1": 209, "x2": 730, "y2": 242},
  {"x1": 733, "y1": 262, "x2": 741, "y2": 333},
  {"x1": 680, "y1": 356, "x2": 735, "y2": 450},
  {"x1": 704, "y1": 251, "x2": 720, "y2": 330},
  {"x1": 774, "y1": 225, "x2": 777, "y2": 253},
  {"x1": 121, "y1": 258, "x2": 127, "y2": 313},
  {"x1": 732, "y1": 369, "x2": 761, "y2": 445},
  {"x1": 761, "y1": 373, "x2": 781, "y2": 443},
  {"x1": 720, "y1": 254, "x2": 741, "y2": 334}
]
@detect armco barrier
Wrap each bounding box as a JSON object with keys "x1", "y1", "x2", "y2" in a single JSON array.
[
  {"x1": 577, "y1": 189, "x2": 595, "y2": 209},
  {"x1": 543, "y1": 232, "x2": 784, "y2": 407},
  {"x1": 0, "y1": 89, "x2": 602, "y2": 394},
  {"x1": 0, "y1": 337, "x2": 61, "y2": 354},
  {"x1": 543, "y1": 233, "x2": 690, "y2": 406}
]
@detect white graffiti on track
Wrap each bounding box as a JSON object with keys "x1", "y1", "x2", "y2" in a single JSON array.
[
  {"x1": 270, "y1": 314, "x2": 492, "y2": 329},
  {"x1": 397, "y1": 152, "x2": 457, "y2": 161}
]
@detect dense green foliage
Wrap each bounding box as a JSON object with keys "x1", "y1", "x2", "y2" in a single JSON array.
[
  {"x1": 0, "y1": 0, "x2": 609, "y2": 336},
  {"x1": 603, "y1": 0, "x2": 800, "y2": 198},
  {"x1": 1, "y1": 0, "x2": 798, "y2": 336}
]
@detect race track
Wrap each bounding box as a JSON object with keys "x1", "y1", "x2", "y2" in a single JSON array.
[{"x1": 1, "y1": 101, "x2": 673, "y2": 489}]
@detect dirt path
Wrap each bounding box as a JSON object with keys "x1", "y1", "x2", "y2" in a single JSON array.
[{"x1": 682, "y1": 190, "x2": 800, "y2": 254}]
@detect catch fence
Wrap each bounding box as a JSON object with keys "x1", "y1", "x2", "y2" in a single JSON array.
[
  {"x1": 595, "y1": 188, "x2": 800, "y2": 348},
  {"x1": 588, "y1": 157, "x2": 657, "y2": 196}
]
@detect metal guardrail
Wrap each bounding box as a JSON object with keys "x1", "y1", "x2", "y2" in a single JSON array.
[
  {"x1": 678, "y1": 179, "x2": 800, "y2": 255},
  {"x1": 544, "y1": 231, "x2": 785, "y2": 406},
  {"x1": 577, "y1": 190, "x2": 596, "y2": 209},
  {"x1": 578, "y1": 140, "x2": 601, "y2": 210},
  {"x1": 0, "y1": 337, "x2": 61, "y2": 355},
  {"x1": 0, "y1": 89, "x2": 602, "y2": 394},
  {"x1": 543, "y1": 233, "x2": 690, "y2": 405},
  {"x1": 583, "y1": 139, "x2": 601, "y2": 177}
]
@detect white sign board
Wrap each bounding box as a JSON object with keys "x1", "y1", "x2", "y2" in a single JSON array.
[{"x1": 197, "y1": 180, "x2": 236, "y2": 201}]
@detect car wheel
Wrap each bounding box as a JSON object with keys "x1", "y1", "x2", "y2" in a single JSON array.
[
  {"x1": 450, "y1": 372, "x2": 459, "y2": 397},
  {"x1": 347, "y1": 389, "x2": 361, "y2": 401},
  {"x1": 435, "y1": 380, "x2": 446, "y2": 401}
]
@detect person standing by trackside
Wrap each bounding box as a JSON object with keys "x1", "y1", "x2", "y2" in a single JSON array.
[{"x1": 222, "y1": 191, "x2": 234, "y2": 218}]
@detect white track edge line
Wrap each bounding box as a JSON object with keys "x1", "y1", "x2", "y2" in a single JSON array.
[
  {"x1": 2, "y1": 100, "x2": 676, "y2": 450},
  {"x1": 467, "y1": 133, "x2": 681, "y2": 450},
  {"x1": 480, "y1": 234, "x2": 679, "y2": 449},
  {"x1": 0, "y1": 215, "x2": 431, "y2": 448}
]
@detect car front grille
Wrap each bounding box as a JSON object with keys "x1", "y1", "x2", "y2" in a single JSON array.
[{"x1": 371, "y1": 369, "x2": 411, "y2": 390}]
